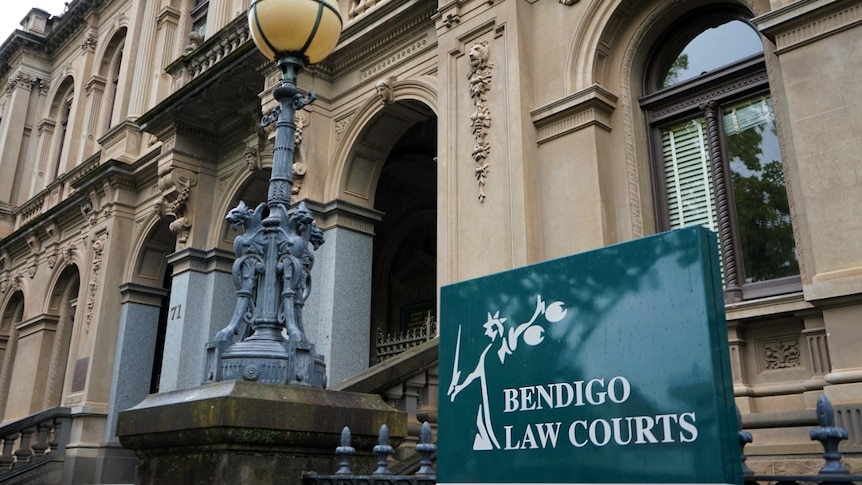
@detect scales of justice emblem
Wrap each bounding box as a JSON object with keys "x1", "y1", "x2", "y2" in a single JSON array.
[{"x1": 447, "y1": 294, "x2": 568, "y2": 451}]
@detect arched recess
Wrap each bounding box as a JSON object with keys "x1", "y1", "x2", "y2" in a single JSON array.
[
  {"x1": 284, "y1": 75, "x2": 439, "y2": 376},
  {"x1": 217, "y1": 166, "x2": 271, "y2": 249},
  {"x1": 0, "y1": 291, "x2": 24, "y2": 421},
  {"x1": 325, "y1": 77, "x2": 438, "y2": 204},
  {"x1": 567, "y1": 0, "x2": 766, "y2": 90},
  {"x1": 43, "y1": 265, "x2": 80, "y2": 407}
]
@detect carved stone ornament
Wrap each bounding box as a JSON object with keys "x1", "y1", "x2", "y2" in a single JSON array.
[
  {"x1": 80, "y1": 31, "x2": 97, "y2": 52},
  {"x1": 244, "y1": 145, "x2": 260, "y2": 171},
  {"x1": 467, "y1": 41, "x2": 493, "y2": 202},
  {"x1": 335, "y1": 114, "x2": 353, "y2": 143},
  {"x1": 0, "y1": 273, "x2": 22, "y2": 294},
  {"x1": 0, "y1": 250, "x2": 10, "y2": 272},
  {"x1": 26, "y1": 233, "x2": 41, "y2": 254},
  {"x1": 85, "y1": 235, "x2": 107, "y2": 331},
  {"x1": 79, "y1": 199, "x2": 95, "y2": 225},
  {"x1": 154, "y1": 167, "x2": 197, "y2": 244},
  {"x1": 763, "y1": 339, "x2": 801, "y2": 370},
  {"x1": 374, "y1": 77, "x2": 396, "y2": 106},
  {"x1": 442, "y1": 12, "x2": 460, "y2": 28},
  {"x1": 5, "y1": 72, "x2": 38, "y2": 95}
]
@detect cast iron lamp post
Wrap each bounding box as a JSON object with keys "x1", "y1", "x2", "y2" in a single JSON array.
[{"x1": 204, "y1": 0, "x2": 342, "y2": 388}]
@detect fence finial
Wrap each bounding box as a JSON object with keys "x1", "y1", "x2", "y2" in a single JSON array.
[
  {"x1": 373, "y1": 424, "x2": 394, "y2": 475},
  {"x1": 810, "y1": 395, "x2": 849, "y2": 475},
  {"x1": 416, "y1": 421, "x2": 436, "y2": 475},
  {"x1": 335, "y1": 426, "x2": 355, "y2": 475},
  {"x1": 736, "y1": 406, "x2": 754, "y2": 476}
]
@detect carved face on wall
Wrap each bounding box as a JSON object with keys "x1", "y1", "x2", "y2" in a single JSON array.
[{"x1": 468, "y1": 41, "x2": 489, "y2": 69}]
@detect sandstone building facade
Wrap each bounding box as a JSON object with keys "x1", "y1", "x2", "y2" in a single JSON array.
[{"x1": 0, "y1": 0, "x2": 860, "y2": 482}]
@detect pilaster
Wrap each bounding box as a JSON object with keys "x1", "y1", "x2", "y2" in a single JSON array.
[
  {"x1": 436, "y1": 0, "x2": 539, "y2": 282},
  {"x1": 0, "y1": 72, "x2": 38, "y2": 206},
  {"x1": 3, "y1": 314, "x2": 60, "y2": 421},
  {"x1": 755, "y1": 0, "x2": 862, "y2": 301}
]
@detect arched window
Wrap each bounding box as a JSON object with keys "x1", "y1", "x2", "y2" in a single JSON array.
[
  {"x1": 640, "y1": 6, "x2": 799, "y2": 302},
  {"x1": 102, "y1": 30, "x2": 127, "y2": 132},
  {"x1": 191, "y1": 0, "x2": 209, "y2": 41},
  {"x1": 50, "y1": 78, "x2": 75, "y2": 181}
]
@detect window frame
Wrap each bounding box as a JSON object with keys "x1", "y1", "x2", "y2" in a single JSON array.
[
  {"x1": 191, "y1": 0, "x2": 209, "y2": 40},
  {"x1": 641, "y1": 49, "x2": 801, "y2": 302}
]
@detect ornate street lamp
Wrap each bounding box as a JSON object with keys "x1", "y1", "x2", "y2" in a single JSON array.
[{"x1": 204, "y1": 0, "x2": 342, "y2": 388}]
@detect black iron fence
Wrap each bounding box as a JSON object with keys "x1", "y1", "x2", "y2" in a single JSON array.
[
  {"x1": 306, "y1": 395, "x2": 862, "y2": 485},
  {"x1": 303, "y1": 422, "x2": 436, "y2": 485},
  {"x1": 743, "y1": 395, "x2": 862, "y2": 485}
]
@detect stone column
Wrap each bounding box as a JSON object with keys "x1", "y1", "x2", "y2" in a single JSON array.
[
  {"x1": 105, "y1": 284, "x2": 168, "y2": 442},
  {"x1": 158, "y1": 248, "x2": 234, "y2": 391},
  {"x1": 305, "y1": 200, "x2": 382, "y2": 386}
]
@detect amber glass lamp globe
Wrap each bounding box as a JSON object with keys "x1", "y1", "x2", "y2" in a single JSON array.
[{"x1": 248, "y1": 0, "x2": 342, "y2": 64}]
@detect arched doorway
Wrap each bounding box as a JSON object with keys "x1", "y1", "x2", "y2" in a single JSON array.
[
  {"x1": 369, "y1": 105, "x2": 437, "y2": 364},
  {"x1": 0, "y1": 291, "x2": 24, "y2": 420},
  {"x1": 46, "y1": 266, "x2": 80, "y2": 406}
]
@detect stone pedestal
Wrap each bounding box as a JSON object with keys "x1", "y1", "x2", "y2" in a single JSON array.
[{"x1": 116, "y1": 380, "x2": 406, "y2": 485}]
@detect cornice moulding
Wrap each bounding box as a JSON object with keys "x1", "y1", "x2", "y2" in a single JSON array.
[
  {"x1": 531, "y1": 84, "x2": 619, "y2": 144},
  {"x1": 754, "y1": 0, "x2": 862, "y2": 53}
]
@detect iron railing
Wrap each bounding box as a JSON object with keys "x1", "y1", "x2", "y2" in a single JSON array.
[
  {"x1": 376, "y1": 313, "x2": 437, "y2": 364},
  {"x1": 305, "y1": 394, "x2": 862, "y2": 485},
  {"x1": 303, "y1": 422, "x2": 436, "y2": 485}
]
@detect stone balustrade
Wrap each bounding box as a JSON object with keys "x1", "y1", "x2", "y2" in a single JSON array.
[
  {"x1": 0, "y1": 407, "x2": 71, "y2": 476},
  {"x1": 347, "y1": 0, "x2": 393, "y2": 23}
]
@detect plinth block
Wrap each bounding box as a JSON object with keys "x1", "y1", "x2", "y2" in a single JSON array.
[{"x1": 117, "y1": 380, "x2": 406, "y2": 484}]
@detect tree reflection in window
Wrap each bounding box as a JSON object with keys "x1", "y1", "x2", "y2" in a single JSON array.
[{"x1": 724, "y1": 96, "x2": 798, "y2": 282}]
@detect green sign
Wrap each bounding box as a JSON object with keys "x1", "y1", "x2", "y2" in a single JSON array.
[{"x1": 438, "y1": 227, "x2": 741, "y2": 484}]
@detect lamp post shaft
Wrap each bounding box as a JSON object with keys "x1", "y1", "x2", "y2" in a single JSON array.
[{"x1": 268, "y1": 56, "x2": 311, "y2": 208}]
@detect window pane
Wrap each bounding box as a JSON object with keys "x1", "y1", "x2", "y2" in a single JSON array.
[
  {"x1": 662, "y1": 20, "x2": 762, "y2": 88},
  {"x1": 724, "y1": 95, "x2": 799, "y2": 282},
  {"x1": 662, "y1": 118, "x2": 716, "y2": 232}
]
